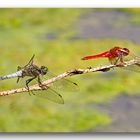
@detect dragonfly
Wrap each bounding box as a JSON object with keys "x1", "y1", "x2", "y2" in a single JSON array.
[
  {"x1": 81, "y1": 46, "x2": 140, "y2": 72},
  {"x1": 0, "y1": 55, "x2": 78, "y2": 104},
  {"x1": 81, "y1": 46, "x2": 130, "y2": 64}
]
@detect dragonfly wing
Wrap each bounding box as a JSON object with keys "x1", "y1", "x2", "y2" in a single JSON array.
[
  {"x1": 121, "y1": 63, "x2": 140, "y2": 73},
  {"x1": 52, "y1": 78, "x2": 79, "y2": 92},
  {"x1": 24, "y1": 54, "x2": 35, "y2": 68},
  {"x1": 32, "y1": 87, "x2": 64, "y2": 104},
  {"x1": 119, "y1": 56, "x2": 140, "y2": 73},
  {"x1": 44, "y1": 71, "x2": 79, "y2": 92}
]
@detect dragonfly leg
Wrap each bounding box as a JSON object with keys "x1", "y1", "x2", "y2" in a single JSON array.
[
  {"x1": 37, "y1": 75, "x2": 50, "y2": 90},
  {"x1": 114, "y1": 57, "x2": 120, "y2": 65},
  {"x1": 37, "y1": 75, "x2": 42, "y2": 85},
  {"x1": 37, "y1": 75, "x2": 48, "y2": 89},
  {"x1": 120, "y1": 56, "x2": 124, "y2": 63},
  {"x1": 17, "y1": 77, "x2": 20, "y2": 83},
  {"x1": 25, "y1": 76, "x2": 37, "y2": 95},
  {"x1": 109, "y1": 57, "x2": 121, "y2": 65},
  {"x1": 16, "y1": 66, "x2": 22, "y2": 83},
  {"x1": 87, "y1": 66, "x2": 92, "y2": 69},
  {"x1": 117, "y1": 55, "x2": 126, "y2": 66}
]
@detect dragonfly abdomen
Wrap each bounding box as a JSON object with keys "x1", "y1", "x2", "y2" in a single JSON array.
[{"x1": 0, "y1": 70, "x2": 22, "y2": 80}]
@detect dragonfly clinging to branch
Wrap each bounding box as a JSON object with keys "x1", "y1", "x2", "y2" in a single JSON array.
[
  {"x1": 81, "y1": 46, "x2": 130, "y2": 64},
  {"x1": 81, "y1": 46, "x2": 140, "y2": 72},
  {"x1": 0, "y1": 55, "x2": 78, "y2": 104}
]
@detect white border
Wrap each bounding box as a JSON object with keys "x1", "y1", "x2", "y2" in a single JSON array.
[
  {"x1": 1, "y1": 135, "x2": 140, "y2": 140},
  {"x1": 0, "y1": 1, "x2": 140, "y2": 140},
  {"x1": 0, "y1": 0, "x2": 140, "y2": 7}
]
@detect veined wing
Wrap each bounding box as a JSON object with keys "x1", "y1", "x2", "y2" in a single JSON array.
[
  {"x1": 0, "y1": 70, "x2": 22, "y2": 81},
  {"x1": 52, "y1": 78, "x2": 79, "y2": 92},
  {"x1": 43, "y1": 71, "x2": 79, "y2": 92},
  {"x1": 32, "y1": 87, "x2": 64, "y2": 104},
  {"x1": 121, "y1": 60, "x2": 140, "y2": 72},
  {"x1": 25, "y1": 54, "x2": 35, "y2": 67},
  {"x1": 19, "y1": 54, "x2": 35, "y2": 70},
  {"x1": 121, "y1": 58, "x2": 140, "y2": 73},
  {"x1": 0, "y1": 55, "x2": 35, "y2": 81},
  {"x1": 30, "y1": 71, "x2": 78, "y2": 104}
]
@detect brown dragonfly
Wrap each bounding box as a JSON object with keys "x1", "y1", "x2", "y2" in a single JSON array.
[{"x1": 0, "y1": 55, "x2": 78, "y2": 104}]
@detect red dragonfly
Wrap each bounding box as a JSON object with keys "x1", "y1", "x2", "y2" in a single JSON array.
[{"x1": 81, "y1": 46, "x2": 130, "y2": 64}]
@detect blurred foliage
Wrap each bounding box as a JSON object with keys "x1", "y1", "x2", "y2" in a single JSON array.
[{"x1": 0, "y1": 8, "x2": 140, "y2": 132}]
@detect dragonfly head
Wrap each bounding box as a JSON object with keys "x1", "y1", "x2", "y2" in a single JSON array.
[
  {"x1": 120, "y1": 48, "x2": 130, "y2": 56},
  {"x1": 40, "y1": 66, "x2": 48, "y2": 75}
]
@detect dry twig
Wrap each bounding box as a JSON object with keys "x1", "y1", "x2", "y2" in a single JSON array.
[{"x1": 0, "y1": 59, "x2": 138, "y2": 96}]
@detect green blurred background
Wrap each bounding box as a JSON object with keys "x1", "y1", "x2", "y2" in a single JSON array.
[{"x1": 0, "y1": 8, "x2": 140, "y2": 132}]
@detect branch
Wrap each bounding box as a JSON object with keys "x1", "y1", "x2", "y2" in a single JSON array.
[{"x1": 0, "y1": 59, "x2": 138, "y2": 96}]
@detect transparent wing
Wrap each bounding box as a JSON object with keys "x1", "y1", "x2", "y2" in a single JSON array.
[
  {"x1": 32, "y1": 87, "x2": 64, "y2": 104},
  {"x1": 121, "y1": 58, "x2": 140, "y2": 73},
  {"x1": 25, "y1": 54, "x2": 35, "y2": 66},
  {"x1": 28, "y1": 69, "x2": 78, "y2": 104},
  {"x1": 17, "y1": 54, "x2": 35, "y2": 72},
  {"x1": 52, "y1": 78, "x2": 79, "y2": 92},
  {"x1": 43, "y1": 71, "x2": 79, "y2": 92},
  {"x1": 117, "y1": 54, "x2": 140, "y2": 73}
]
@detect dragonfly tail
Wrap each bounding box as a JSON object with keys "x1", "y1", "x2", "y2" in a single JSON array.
[
  {"x1": 81, "y1": 51, "x2": 110, "y2": 60},
  {"x1": 0, "y1": 70, "x2": 22, "y2": 81}
]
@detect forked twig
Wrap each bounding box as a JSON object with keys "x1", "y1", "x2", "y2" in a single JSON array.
[{"x1": 0, "y1": 59, "x2": 138, "y2": 96}]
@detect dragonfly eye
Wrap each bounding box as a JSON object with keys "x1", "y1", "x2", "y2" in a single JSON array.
[
  {"x1": 122, "y1": 48, "x2": 130, "y2": 56},
  {"x1": 118, "y1": 48, "x2": 130, "y2": 56},
  {"x1": 40, "y1": 66, "x2": 48, "y2": 75}
]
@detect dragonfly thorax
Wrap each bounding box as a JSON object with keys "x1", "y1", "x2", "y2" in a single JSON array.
[{"x1": 40, "y1": 66, "x2": 48, "y2": 75}]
